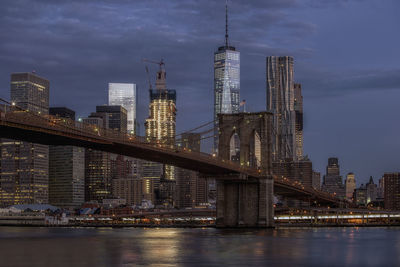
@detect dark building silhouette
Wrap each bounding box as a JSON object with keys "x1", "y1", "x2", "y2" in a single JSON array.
[
  {"x1": 384, "y1": 173, "x2": 400, "y2": 210},
  {"x1": 322, "y1": 157, "x2": 345, "y2": 198},
  {"x1": 273, "y1": 158, "x2": 313, "y2": 188},
  {"x1": 95, "y1": 105, "x2": 127, "y2": 132},
  {"x1": 49, "y1": 107, "x2": 75, "y2": 120},
  {"x1": 353, "y1": 184, "x2": 367, "y2": 206},
  {"x1": 312, "y1": 171, "x2": 321, "y2": 190},
  {"x1": 366, "y1": 176, "x2": 377, "y2": 204}
]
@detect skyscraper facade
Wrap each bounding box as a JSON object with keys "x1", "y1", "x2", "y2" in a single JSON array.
[
  {"x1": 176, "y1": 133, "x2": 208, "y2": 208},
  {"x1": 294, "y1": 83, "x2": 303, "y2": 160},
  {"x1": 213, "y1": 2, "x2": 240, "y2": 153},
  {"x1": 345, "y1": 172, "x2": 356, "y2": 201},
  {"x1": 0, "y1": 72, "x2": 49, "y2": 206},
  {"x1": 322, "y1": 157, "x2": 345, "y2": 198},
  {"x1": 49, "y1": 107, "x2": 84, "y2": 208},
  {"x1": 108, "y1": 83, "x2": 142, "y2": 193},
  {"x1": 144, "y1": 65, "x2": 177, "y2": 205},
  {"x1": 266, "y1": 56, "x2": 296, "y2": 161},
  {"x1": 95, "y1": 105, "x2": 127, "y2": 132},
  {"x1": 384, "y1": 173, "x2": 400, "y2": 210},
  {"x1": 312, "y1": 171, "x2": 321, "y2": 190},
  {"x1": 353, "y1": 185, "x2": 367, "y2": 206},
  {"x1": 83, "y1": 116, "x2": 111, "y2": 202},
  {"x1": 84, "y1": 106, "x2": 128, "y2": 203},
  {"x1": 273, "y1": 158, "x2": 313, "y2": 188},
  {"x1": 108, "y1": 83, "x2": 137, "y2": 134},
  {"x1": 366, "y1": 176, "x2": 377, "y2": 204}
]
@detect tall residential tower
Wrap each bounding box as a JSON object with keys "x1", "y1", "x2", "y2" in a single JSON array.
[{"x1": 266, "y1": 56, "x2": 296, "y2": 161}]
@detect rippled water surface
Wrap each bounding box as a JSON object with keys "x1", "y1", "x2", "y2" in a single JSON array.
[{"x1": 1, "y1": 226, "x2": 400, "y2": 266}]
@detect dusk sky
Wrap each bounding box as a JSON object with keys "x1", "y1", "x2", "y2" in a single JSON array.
[{"x1": 0, "y1": 0, "x2": 399, "y2": 185}]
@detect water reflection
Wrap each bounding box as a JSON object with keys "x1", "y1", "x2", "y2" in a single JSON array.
[{"x1": 1, "y1": 227, "x2": 400, "y2": 266}]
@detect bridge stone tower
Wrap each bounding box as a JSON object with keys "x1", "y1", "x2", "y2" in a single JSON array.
[{"x1": 216, "y1": 112, "x2": 274, "y2": 228}]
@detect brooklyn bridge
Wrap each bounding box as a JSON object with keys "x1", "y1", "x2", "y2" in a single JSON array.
[{"x1": 0, "y1": 99, "x2": 346, "y2": 227}]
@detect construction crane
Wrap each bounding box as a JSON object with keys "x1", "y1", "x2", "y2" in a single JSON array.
[
  {"x1": 144, "y1": 65, "x2": 153, "y2": 90},
  {"x1": 142, "y1": 58, "x2": 165, "y2": 71},
  {"x1": 142, "y1": 58, "x2": 165, "y2": 91}
]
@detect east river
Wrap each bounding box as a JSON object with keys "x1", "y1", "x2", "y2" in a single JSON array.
[{"x1": 0, "y1": 227, "x2": 399, "y2": 266}]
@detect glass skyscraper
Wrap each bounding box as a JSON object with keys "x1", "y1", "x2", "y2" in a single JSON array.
[
  {"x1": 213, "y1": 3, "x2": 240, "y2": 153},
  {"x1": 108, "y1": 83, "x2": 137, "y2": 134}
]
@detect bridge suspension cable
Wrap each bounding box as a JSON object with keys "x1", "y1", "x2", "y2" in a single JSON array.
[{"x1": 174, "y1": 119, "x2": 216, "y2": 137}]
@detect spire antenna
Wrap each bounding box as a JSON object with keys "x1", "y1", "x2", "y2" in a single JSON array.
[{"x1": 225, "y1": 0, "x2": 229, "y2": 47}]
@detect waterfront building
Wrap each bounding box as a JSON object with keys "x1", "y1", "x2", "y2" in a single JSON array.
[
  {"x1": 141, "y1": 162, "x2": 162, "y2": 203},
  {"x1": 294, "y1": 83, "x2": 303, "y2": 160},
  {"x1": 312, "y1": 171, "x2": 321, "y2": 190},
  {"x1": 213, "y1": 2, "x2": 240, "y2": 153},
  {"x1": 144, "y1": 63, "x2": 176, "y2": 206},
  {"x1": 176, "y1": 133, "x2": 208, "y2": 209},
  {"x1": 108, "y1": 83, "x2": 137, "y2": 135},
  {"x1": 345, "y1": 172, "x2": 356, "y2": 201},
  {"x1": 384, "y1": 172, "x2": 400, "y2": 210},
  {"x1": 366, "y1": 176, "x2": 377, "y2": 204},
  {"x1": 110, "y1": 154, "x2": 142, "y2": 205},
  {"x1": 266, "y1": 56, "x2": 296, "y2": 161},
  {"x1": 48, "y1": 107, "x2": 84, "y2": 208},
  {"x1": 322, "y1": 157, "x2": 345, "y2": 198},
  {"x1": 0, "y1": 72, "x2": 49, "y2": 207},
  {"x1": 112, "y1": 178, "x2": 142, "y2": 206}
]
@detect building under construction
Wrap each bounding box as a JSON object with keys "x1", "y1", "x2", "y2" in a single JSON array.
[{"x1": 143, "y1": 60, "x2": 177, "y2": 206}]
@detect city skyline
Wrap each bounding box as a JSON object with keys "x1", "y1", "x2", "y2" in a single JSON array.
[{"x1": 0, "y1": 0, "x2": 399, "y2": 184}]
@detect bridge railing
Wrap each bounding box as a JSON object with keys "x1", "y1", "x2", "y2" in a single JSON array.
[
  {"x1": 0, "y1": 104, "x2": 343, "y2": 203},
  {"x1": 0, "y1": 106, "x2": 261, "y2": 174}
]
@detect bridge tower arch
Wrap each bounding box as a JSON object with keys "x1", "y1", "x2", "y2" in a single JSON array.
[{"x1": 216, "y1": 112, "x2": 274, "y2": 228}]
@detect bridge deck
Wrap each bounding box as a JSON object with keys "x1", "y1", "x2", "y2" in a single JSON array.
[{"x1": 0, "y1": 108, "x2": 342, "y2": 205}]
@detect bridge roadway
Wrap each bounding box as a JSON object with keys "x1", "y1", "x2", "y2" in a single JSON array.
[{"x1": 0, "y1": 108, "x2": 341, "y2": 205}]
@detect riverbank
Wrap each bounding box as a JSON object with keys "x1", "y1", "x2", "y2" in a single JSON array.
[{"x1": 2, "y1": 222, "x2": 400, "y2": 228}]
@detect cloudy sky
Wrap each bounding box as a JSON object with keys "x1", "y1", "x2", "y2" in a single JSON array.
[{"x1": 0, "y1": 0, "x2": 399, "y2": 184}]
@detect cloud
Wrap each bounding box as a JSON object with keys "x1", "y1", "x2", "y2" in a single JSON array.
[
  {"x1": 0, "y1": 0, "x2": 392, "y2": 134},
  {"x1": 295, "y1": 65, "x2": 400, "y2": 98},
  {"x1": 0, "y1": 0, "x2": 314, "y2": 131}
]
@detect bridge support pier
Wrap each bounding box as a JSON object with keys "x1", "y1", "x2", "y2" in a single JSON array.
[{"x1": 216, "y1": 175, "x2": 274, "y2": 228}]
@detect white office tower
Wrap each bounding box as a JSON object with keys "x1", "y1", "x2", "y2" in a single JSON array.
[{"x1": 108, "y1": 83, "x2": 137, "y2": 135}]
